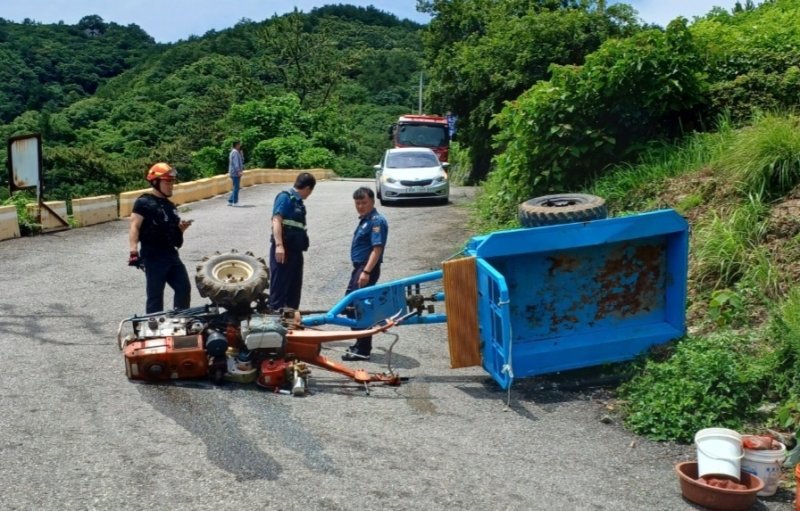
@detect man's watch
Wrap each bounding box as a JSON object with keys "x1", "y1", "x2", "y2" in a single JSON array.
[{"x1": 362, "y1": 269, "x2": 371, "y2": 275}]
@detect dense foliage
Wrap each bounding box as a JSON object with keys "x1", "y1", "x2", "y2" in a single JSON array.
[
  {"x1": 419, "y1": 0, "x2": 641, "y2": 183},
  {"x1": 474, "y1": 0, "x2": 800, "y2": 227},
  {"x1": 0, "y1": 15, "x2": 156, "y2": 123},
  {"x1": 0, "y1": 7, "x2": 424, "y2": 201}
]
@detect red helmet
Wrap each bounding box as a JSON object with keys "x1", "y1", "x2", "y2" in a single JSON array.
[{"x1": 146, "y1": 162, "x2": 177, "y2": 182}]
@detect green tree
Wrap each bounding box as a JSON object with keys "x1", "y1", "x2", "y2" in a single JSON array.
[{"x1": 421, "y1": 0, "x2": 641, "y2": 182}]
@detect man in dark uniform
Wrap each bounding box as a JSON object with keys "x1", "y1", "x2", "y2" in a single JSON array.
[
  {"x1": 269, "y1": 172, "x2": 316, "y2": 311},
  {"x1": 128, "y1": 162, "x2": 192, "y2": 313},
  {"x1": 342, "y1": 187, "x2": 389, "y2": 361}
]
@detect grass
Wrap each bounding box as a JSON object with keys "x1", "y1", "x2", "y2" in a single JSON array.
[
  {"x1": 692, "y1": 195, "x2": 770, "y2": 290},
  {"x1": 588, "y1": 118, "x2": 736, "y2": 214},
  {"x1": 719, "y1": 112, "x2": 800, "y2": 198}
]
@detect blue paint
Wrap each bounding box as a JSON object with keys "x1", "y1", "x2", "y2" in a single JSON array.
[{"x1": 302, "y1": 209, "x2": 689, "y2": 390}]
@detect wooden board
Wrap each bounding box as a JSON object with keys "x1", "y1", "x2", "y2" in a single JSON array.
[{"x1": 443, "y1": 256, "x2": 481, "y2": 368}]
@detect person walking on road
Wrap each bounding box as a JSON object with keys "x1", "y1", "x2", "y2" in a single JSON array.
[
  {"x1": 269, "y1": 172, "x2": 316, "y2": 311},
  {"x1": 228, "y1": 140, "x2": 244, "y2": 206},
  {"x1": 342, "y1": 187, "x2": 388, "y2": 361},
  {"x1": 128, "y1": 162, "x2": 192, "y2": 314}
]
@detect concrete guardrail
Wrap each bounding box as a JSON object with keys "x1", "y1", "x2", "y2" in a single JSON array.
[{"x1": 1, "y1": 168, "x2": 335, "y2": 241}]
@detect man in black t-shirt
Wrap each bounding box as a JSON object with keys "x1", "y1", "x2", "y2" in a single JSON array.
[{"x1": 128, "y1": 162, "x2": 192, "y2": 313}]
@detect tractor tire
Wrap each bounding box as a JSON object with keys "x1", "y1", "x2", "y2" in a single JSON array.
[
  {"x1": 518, "y1": 193, "x2": 607, "y2": 228},
  {"x1": 195, "y1": 250, "x2": 269, "y2": 309}
]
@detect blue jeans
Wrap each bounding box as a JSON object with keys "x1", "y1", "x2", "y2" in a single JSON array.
[{"x1": 229, "y1": 175, "x2": 241, "y2": 204}]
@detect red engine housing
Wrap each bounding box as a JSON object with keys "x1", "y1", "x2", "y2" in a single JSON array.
[
  {"x1": 257, "y1": 359, "x2": 290, "y2": 388},
  {"x1": 124, "y1": 335, "x2": 208, "y2": 381}
]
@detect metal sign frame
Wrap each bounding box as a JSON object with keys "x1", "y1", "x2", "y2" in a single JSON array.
[
  {"x1": 8, "y1": 133, "x2": 43, "y2": 193},
  {"x1": 7, "y1": 133, "x2": 69, "y2": 229}
]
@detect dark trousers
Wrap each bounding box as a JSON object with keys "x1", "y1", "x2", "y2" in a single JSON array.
[
  {"x1": 269, "y1": 242, "x2": 304, "y2": 310},
  {"x1": 347, "y1": 262, "x2": 381, "y2": 354},
  {"x1": 143, "y1": 254, "x2": 191, "y2": 313}
]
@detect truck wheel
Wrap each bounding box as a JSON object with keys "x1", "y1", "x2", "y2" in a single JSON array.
[
  {"x1": 195, "y1": 250, "x2": 269, "y2": 308},
  {"x1": 518, "y1": 193, "x2": 607, "y2": 227}
]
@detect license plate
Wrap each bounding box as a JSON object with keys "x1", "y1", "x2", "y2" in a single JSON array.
[{"x1": 409, "y1": 186, "x2": 429, "y2": 193}]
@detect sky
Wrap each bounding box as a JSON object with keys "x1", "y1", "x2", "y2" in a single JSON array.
[{"x1": 0, "y1": 1, "x2": 750, "y2": 44}]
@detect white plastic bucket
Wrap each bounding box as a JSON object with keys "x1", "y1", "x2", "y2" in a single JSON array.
[
  {"x1": 741, "y1": 441, "x2": 786, "y2": 496},
  {"x1": 694, "y1": 428, "x2": 743, "y2": 481}
]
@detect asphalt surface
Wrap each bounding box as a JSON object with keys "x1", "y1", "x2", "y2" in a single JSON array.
[{"x1": 0, "y1": 179, "x2": 794, "y2": 510}]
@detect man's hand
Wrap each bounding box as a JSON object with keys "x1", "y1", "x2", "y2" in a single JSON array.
[
  {"x1": 275, "y1": 244, "x2": 286, "y2": 264},
  {"x1": 128, "y1": 251, "x2": 142, "y2": 269}
]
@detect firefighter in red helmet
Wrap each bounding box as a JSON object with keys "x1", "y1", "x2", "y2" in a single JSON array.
[{"x1": 128, "y1": 163, "x2": 193, "y2": 313}]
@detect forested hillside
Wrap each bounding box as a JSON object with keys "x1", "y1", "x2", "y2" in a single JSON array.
[
  {"x1": 0, "y1": 15, "x2": 156, "y2": 122},
  {"x1": 0, "y1": 5, "x2": 424, "y2": 200}
]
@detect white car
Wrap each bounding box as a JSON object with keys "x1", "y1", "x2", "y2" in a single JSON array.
[{"x1": 374, "y1": 148, "x2": 449, "y2": 205}]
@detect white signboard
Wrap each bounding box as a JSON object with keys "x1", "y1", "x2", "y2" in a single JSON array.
[{"x1": 8, "y1": 134, "x2": 42, "y2": 191}]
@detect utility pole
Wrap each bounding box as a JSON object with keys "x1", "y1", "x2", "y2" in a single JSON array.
[{"x1": 418, "y1": 72, "x2": 423, "y2": 114}]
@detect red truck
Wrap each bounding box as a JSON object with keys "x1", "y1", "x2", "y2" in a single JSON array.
[{"x1": 390, "y1": 114, "x2": 450, "y2": 162}]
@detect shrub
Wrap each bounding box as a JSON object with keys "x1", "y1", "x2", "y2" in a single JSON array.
[
  {"x1": 2, "y1": 191, "x2": 40, "y2": 235},
  {"x1": 297, "y1": 146, "x2": 334, "y2": 169},
  {"x1": 251, "y1": 135, "x2": 310, "y2": 168},
  {"x1": 191, "y1": 146, "x2": 226, "y2": 177},
  {"x1": 619, "y1": 333, "x2": 769, "y2": 442},
  {"x1": 483, "y1": 19, "x2": 707, "y2": 225}
]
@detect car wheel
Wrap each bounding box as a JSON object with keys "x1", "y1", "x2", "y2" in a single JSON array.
[
  {"x1": 518, "y1": 193, "x2": 607, "y2": 227},
  {"x1": 195, "y1": 249, "x2": 269, "y2": 308},
  {"x1": 376, "y1": 185, "x2": 382, "y2": 200},
  {"x1": 437, "y1": 196, "x2": 449, "y2": 206}
]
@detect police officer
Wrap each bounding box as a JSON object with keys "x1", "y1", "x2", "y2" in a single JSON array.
[
  {"x1": 128, "y1": 162, "x2": 192, "y2": 313},
  {"x1": 342, "y1": 187, "x2": 389, "y2": 361},
  {"x1": 269, "y1": 172, "x2": 316, "y2": 311}
]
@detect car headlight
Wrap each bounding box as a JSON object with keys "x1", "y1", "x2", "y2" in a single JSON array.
[
  {"x1": 432, "y1": 174, "x2": 448, "y2": 184},
  {"x1": 382, "y1": 176, "x2": 397, "y2": 184}
]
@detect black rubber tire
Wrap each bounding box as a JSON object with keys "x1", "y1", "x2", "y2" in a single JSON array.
[
  {"x1": 518, "y1": 193, "x2": 607, "y2": 227},
  {"x1": 195, "y1": 250, "x2": 269, "y2": 308},
  {"x1": 376, "y1": 185, "x2": 382, "y2": 200}
]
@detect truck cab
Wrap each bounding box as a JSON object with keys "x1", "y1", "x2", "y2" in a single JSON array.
[{"x1": 390, "y1": 114, "x2": 450, "y2": 162}]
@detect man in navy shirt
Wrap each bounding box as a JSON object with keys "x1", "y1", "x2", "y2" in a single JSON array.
[
  {"x1": 342, "y1": 187, "x2": 389, "y2": 361},
  {"x1": 269, "y1": 172, "x2": 316, "y2": 311}
]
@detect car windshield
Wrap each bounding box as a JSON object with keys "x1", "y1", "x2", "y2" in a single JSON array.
[
  {"x1": 396, "y1": 124, "x2": 447, "y2": 148},
  {"x1": 386, "y1": 152, "x2": 440, "y2": 169}
]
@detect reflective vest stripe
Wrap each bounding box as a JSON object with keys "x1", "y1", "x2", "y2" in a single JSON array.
[{"x1": 282, "y1": 219, "x2": 306, "y2": 230}]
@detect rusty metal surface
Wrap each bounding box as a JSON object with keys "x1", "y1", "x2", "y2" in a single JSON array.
[
  {"x1": 472, "y1": 210, "x2": 688, "y2": 385},
  {"x1": 9, "y1": 135, "x2": 41, "y2": 189}
]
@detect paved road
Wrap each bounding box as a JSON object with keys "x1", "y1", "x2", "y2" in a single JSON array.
[{"x1": 0, "y1": 179, "x2": 792, "y2": 510}]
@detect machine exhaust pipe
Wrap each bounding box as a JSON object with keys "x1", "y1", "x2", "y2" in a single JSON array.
[{"x1": 292, "y1": 367, "x2": 306, "y2": 396}]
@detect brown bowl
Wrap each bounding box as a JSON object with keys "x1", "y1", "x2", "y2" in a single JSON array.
[{"x1": 675, "y1": 461, "x2": 764, "y2": 511}]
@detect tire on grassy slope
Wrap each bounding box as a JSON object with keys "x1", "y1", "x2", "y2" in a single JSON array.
[
  {"x1": 195, "y1": 250, "x2": 268, "y2": 308},
  {"x1": 518, "y1": 193, "x2": 607, "y2": 227}
]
